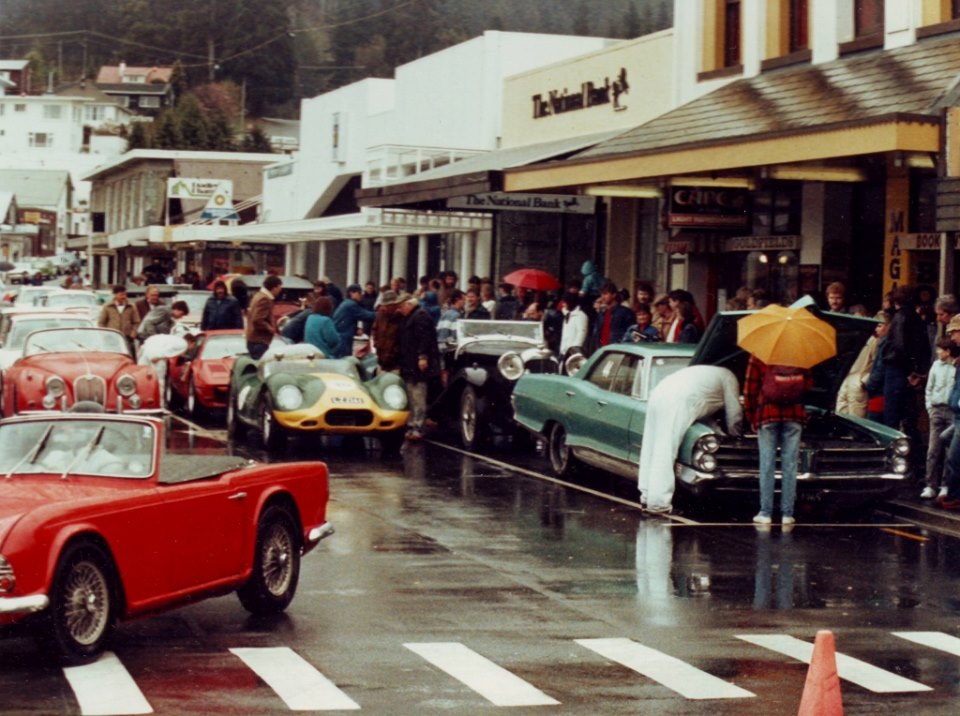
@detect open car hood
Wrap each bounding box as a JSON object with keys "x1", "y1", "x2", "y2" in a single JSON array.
[{"x1": 689, "y1": 297, "x2": 879, "y2": 412}]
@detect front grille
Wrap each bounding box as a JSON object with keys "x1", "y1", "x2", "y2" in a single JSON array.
[
  {"x1": 325, "y1": 409, "x2": 374, "y2": 427},
  {"x1": 524, "y1": 358, "x2": 559, "y2": 374},
  {"x1": 74, "y1": 375, "x2": 106, "y2": 405},
  {"x1": 714, "y1": 444, "x2": 888, "y2": 475}
]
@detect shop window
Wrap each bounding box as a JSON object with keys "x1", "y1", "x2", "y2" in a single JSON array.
[
  {"x1": 743, "y1": 250, "x2": 799, "y2": 305},
  {"x1": 751, "y1": 187, "x2": 801, "y2": 236},
  {"x1": 910, "y1": 172, "x2": 938, "y2": 233}
]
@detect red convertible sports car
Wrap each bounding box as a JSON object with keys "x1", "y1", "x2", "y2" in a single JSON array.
[
  {"x1": 167, "y1": 330, "x2": 282, "y2": 417},
  {"x1": 0, "y1": 412, "x2": 332, "y2": 663},
  {"x1": 2, "y1": 326, "x2": 161, "y2": 416}
]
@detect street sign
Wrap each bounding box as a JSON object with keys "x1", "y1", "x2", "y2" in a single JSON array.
[{"x1": 200, "y1": 182, "x2": 239, "y2": 221}]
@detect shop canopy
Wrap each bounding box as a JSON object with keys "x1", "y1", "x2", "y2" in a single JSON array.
[
  {"x1": 505, "y1": 33, "x2": 960, "y2": 193},
  {"x1": 157, "y1": 207, "x2": 493, "y2": 247}
]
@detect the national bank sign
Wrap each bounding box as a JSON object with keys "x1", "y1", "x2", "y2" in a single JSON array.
[
  {"x1": 532, "y1": 68, "x2": 629, "y2": 119},
  {"x1": 447, "y1": 192, "x2": 596, "y2": 215}
]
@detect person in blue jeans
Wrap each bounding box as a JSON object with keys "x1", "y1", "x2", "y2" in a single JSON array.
[
  {"x1": 936, "y1": 315, "x2": 960, "y2": 509},
  {"x1": 743, "y1": 355, "x2": 812, "y2": 526}
]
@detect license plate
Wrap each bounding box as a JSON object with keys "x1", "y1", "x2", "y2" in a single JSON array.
[{"x1": 331, "y1": 396, "x2": 364, "y2": 405}]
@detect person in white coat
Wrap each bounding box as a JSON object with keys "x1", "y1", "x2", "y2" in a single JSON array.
[
  {"x1": 559, "y1": 293, "x2": 589, "y2": 360},
  {"x1": 638, "y1": 365, "x2": 744, "y2": 512}
]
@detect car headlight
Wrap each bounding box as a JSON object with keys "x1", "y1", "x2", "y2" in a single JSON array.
[
  {"x1": 116, "y1": 374, "x2": 137, "y2": 397},
  {"x1": 275, "y1": 384, "x2": 303, "y2": 411},
  {"x1": 693, "y1": 434, "x2": 721, "y2": 472},
  {"x1": 383, "y1": 384, "x2": 407, "y2": 410},
  {"x1": 891, "y1": 438, "x2": 910, "y2": 456},
  {"x1": 0, "y1": 555, "x2": 15, "y2": 593},
  {"x1": 498, "y1": 352, "x2": 525, "y2": 381},
  {"x1": 564, "y1": 352, "x2": 587, "y2": 376},
  {"x1": 45, "y1": 376, "x2": 66, "y2": 398},
  {"x1": 892, "y1": 456, "x2": 909, "y2": 474}
]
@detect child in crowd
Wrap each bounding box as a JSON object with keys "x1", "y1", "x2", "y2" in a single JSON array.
[{"x1": 922, "y1": 337, "x2": 957, "y2": 499}]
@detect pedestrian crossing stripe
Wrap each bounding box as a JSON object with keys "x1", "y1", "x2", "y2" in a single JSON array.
[
  {"x1": 737, "y1": 634, "x2": 933, "y2": 693},
  {"x1": 60, "y1": 632, "x2": 952, "y2": 713},
  {"x1": 576, "y1": 638, "x2": 755, "y2": 699},
  {"x1": 404, "y1": 642, "x2": 560, "y2": 706}
]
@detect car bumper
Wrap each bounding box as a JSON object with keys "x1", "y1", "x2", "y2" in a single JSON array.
[
  {"x1": 0, "y1": 593, "x2": 49, "y2": 616},
  {"x1": 275, "y1": 407, "x2": 408, "y2": 434},
  {"x1": 677, "y1": 465, "x2": 906, "y2": 496}
]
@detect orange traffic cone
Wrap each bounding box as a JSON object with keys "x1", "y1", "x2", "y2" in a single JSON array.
[{"x1": 798, "y1": 630, "x2": 844, "y2": 716}]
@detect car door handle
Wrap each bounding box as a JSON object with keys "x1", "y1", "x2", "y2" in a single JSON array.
[
  {"x1": 596, "y1": 400, "x2": 608, "y2": 407},
  {"x1": 228, "y1": 491, "x2": 247, "y2": 501},
  {"x1": 565, "y1": 391, "x2": 575, "y2": 397}
]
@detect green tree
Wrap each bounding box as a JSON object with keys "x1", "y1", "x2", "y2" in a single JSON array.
[
  {"x1": 623, "y1": 2, "x2": 642, "y2": 38},
  {"x1": 572, "y1": 1, "x2": 591, "y2": 36},
  {"x1": 206, "y1": 108, "x2": 236, "y2": 151},
  {"x1": 241, "y1": 126, "x2": 273, "y2": 153},
  {"x1": 176, "y1": 95, "x2": 209, "y2": 150},
  {"x1": 126, "y1": 120, "x2": 151, "y2": 151},
  {"x1": 152, "y1": 110, "x2": 182, "y2": 149}
]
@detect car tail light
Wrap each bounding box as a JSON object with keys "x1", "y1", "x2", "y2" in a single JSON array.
[{"x1": 0, "y1": 556, "x2": 15, "y2": 593}]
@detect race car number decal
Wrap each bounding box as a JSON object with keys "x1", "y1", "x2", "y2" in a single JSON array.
[{"x1": 331, "y1": 396, "x2": 364, "y2": 405}]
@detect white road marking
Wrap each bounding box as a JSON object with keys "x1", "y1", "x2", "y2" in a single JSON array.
[
  {"x1": 62, "y1": 652, "x2": 153, "y2": 715},
  {"x1": 405, "y1": 642, "x2": 560, "y2": 707},
  {"x1": 230, "y1": 647, "x2": 360, "y2": 711},
  {"x1": 893, "y1": 631, "x2": 960, "y2": 656},
  {"x1": 576, "y1": 638, "x2": 754, "y2": 699},
  {"x1": 737, "y1": 634, "x2": 932, "y2": 693}
]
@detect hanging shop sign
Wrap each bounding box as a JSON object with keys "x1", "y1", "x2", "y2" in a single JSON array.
[
  {"x1": 447, "y1": 192, "x2": 596, "y2": 215},
  {"x1": 725, "y1": 235, "x2": 801, "y2": 252},
  {"x1": 531, "y1": 68, "x2": 629, "y2": 119},
  {"x1": 166, "y1": 178, "x2": 233, "y2": 200},
  {"x1": 895, "y1": 232, "x2": 948, "y2": 250},
  {"x1": 667, "y1": 187, "x2": 750, "y2": 229}
]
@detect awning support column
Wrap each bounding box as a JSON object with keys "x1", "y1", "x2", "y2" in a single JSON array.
[
  {"x1": 393, "y1": 235, "x2": 408, "y2": 284},
  {"x1": 475, "y1": 229, "x2": 492, "y2": 280},
  {"x1": 418, "y1": 235, "x2": 429, "y2": 281},
  {"x1": 459, "y1": 232, "x2": 473, "y2": 283},
  {"x1": 346, "y1": 240, "x2": 357, "y2": 285},
  {"x1": 317, "y1": 241, "x2": 327, "y2": 280},
  {"x1": 358, "y1": 237, "x2": 372, "y2": 285},
  {"x1": 379, "y1": 238, "x2": 391, "y2": 286}
]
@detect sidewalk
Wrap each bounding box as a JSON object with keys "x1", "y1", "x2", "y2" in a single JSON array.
[{"x1": 878, "y1": 482, "x2": 960, "y2": 535}]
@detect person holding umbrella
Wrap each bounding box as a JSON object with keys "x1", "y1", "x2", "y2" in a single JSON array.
[{"x1": 739, "y1": 302, "x2": 835, "y2": 526}]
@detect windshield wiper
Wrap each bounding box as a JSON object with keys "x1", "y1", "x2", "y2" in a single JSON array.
[
  {"x1": 60, "y1": 426, "x2": 105, "y2": 480},
  {"x1": 5, "y1": 424, "x2": 55, "y2": 479}
]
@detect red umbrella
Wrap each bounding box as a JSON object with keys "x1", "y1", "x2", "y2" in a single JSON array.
[{"x1": 502, "y1": 268, "x2": 561, "y2": 291}]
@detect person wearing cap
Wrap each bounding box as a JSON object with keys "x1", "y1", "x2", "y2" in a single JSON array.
[
  {"x1": 332, "y1": 283, "x2": 377, "y2": 358},
  {"x1": 398, "y1": 294, "x2": 441, "y2": 440},
  {"x1": 934, "y1": 315, "x2": 960, "y2": 508},
  {"x1": 371, "y1": 290, "x2": 407, "y2": 373}
]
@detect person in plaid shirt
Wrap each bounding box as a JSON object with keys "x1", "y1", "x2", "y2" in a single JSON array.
[{"x1": 743, "y1": 355, "x2": 813, "y2": 526}]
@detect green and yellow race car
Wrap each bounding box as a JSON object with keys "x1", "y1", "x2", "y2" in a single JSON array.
[{"x1": 226, "y1": 343, "x2": 408, "y2": 452}]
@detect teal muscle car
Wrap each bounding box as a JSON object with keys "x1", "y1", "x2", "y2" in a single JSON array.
[
  {"x1": 512, "y1": 307, "x2": 910, "y2": 507},
  {"x1": 227, "y1": 343, "x2": 409, "y2": 452}
]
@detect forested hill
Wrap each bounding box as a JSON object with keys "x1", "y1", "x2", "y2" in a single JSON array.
[{"x1": 0, "y1": 0, "x2": 672, "y2": 117}]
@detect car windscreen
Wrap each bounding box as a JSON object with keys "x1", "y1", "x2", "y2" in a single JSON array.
[
  {"x1": 261, "y1": 358, "x2": 361, "y2": 380},
  {"x1": 201, "y1": 333, "x2": 248, "y2": 360},
  {"x1": 7, "y1": 317, "x2": 93, "y2": 349},
  {"x1": 23, "y1": 327, "x2": 129, "y2": 357},
  {"x1": 44, "y1": 293, "x2": 98, "y2": 309},
  {"x1": 0, "y1": 419, "x2": 155, "y2": 478},
  {"x1": 457, "y1": 319, "x2": 544, "y2": 342},
  {"x1": 175, "y1": 292, "x2": 209, "y2": 314}
]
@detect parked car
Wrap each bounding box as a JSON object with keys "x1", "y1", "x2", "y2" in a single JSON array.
[
  {"x1": 39, "y1": 290, "x2": 101, "y2": 319},
  {"x1": 2, "y1": 327, "x2": 161, "y2": 415},
  {"x1": 228, "y1": 274, "x2": 315, "y2": 321},
  {"x1": 171, "y1": 289, "x2": 211, "y2": 332},
  {"x1": 227, "y1": 342, "x2": 408, "y2": 452},
  {"x1": 512, "y1": 308, "x2": 910, "y2": 510},
  {"x1": 431, "y1": 318, "x2": 559, "y2": 449},
  {"x1": 0, "y1": 308, "x2": 95, "y2": 370},
  {"x1": 167, "y1": 330, "x2": 284, "y2": 417},
  {"x1": 0, "y1": 411, "x2": 332, "y2": 663}
]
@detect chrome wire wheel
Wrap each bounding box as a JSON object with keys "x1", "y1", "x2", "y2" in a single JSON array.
[
  {"x1": 261, "y1": 522, "x2": 294, "y2": 597},
  {"x1": 62, "y1": 559, "x2": 110, "y2": 647},
  {"x1": 187, "y1": 377, "x2": 197, "y2": 415},
  {"x1": 460, "y1": 388, "x2": 478, "y2": 447}
]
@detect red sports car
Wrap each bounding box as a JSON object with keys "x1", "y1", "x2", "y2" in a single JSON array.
[
  {"x1": 167, "y1": 330, "x2": 284, "y2": 417},
  {"x1": 0, "y1": 412, "x2": 332, "y2": 663},
  {"x1": 2, "y1": 326, "x2": 161, "y2": 416}
]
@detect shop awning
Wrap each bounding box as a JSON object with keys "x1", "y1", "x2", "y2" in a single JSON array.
[
  {"x1": 356, "y1": 130, "x2": 623, "y2": 207},
  {"x1": 122, "y1": 208, "x2": 492, "y2": 249},
  {"x1": 505, "y1": 34, "x2": 960, "y2": 192}
]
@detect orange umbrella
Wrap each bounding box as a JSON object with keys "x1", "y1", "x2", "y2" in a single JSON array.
[{"x1": 736, "y1": 304, "x2": 836, "y2": 369}]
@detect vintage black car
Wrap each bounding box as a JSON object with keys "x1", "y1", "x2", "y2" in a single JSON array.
[{"x1": 431, "y1": 318, "x2": 559, "y2": 448}]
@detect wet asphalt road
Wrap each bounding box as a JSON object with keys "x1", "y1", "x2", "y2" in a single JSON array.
[{"x1": 4, "y1": 420, "x2": 960, "y2": 714}]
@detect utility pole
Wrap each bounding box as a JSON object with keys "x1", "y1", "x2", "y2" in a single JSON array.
[{"x1": 207, "y1": 38, "x2": 215, "y2": 82}]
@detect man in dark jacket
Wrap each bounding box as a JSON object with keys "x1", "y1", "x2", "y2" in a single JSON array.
[
  {"x1": 593, "y1": 282, "x2": 634, "y2": 349},
  {"x1": 398, "y1": 295, "x2": 441, "y2": 440},
  {"x1": 332, "y1": 284, "x2": 377, "y2": 358},
  {"x1": 201, "y1": 280, "x2": 244, "y2": 331}
]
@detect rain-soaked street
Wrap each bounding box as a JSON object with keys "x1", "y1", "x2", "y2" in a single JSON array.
[{"x1": 4, "y1": 417, "x2": 960, "y2": 714}]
